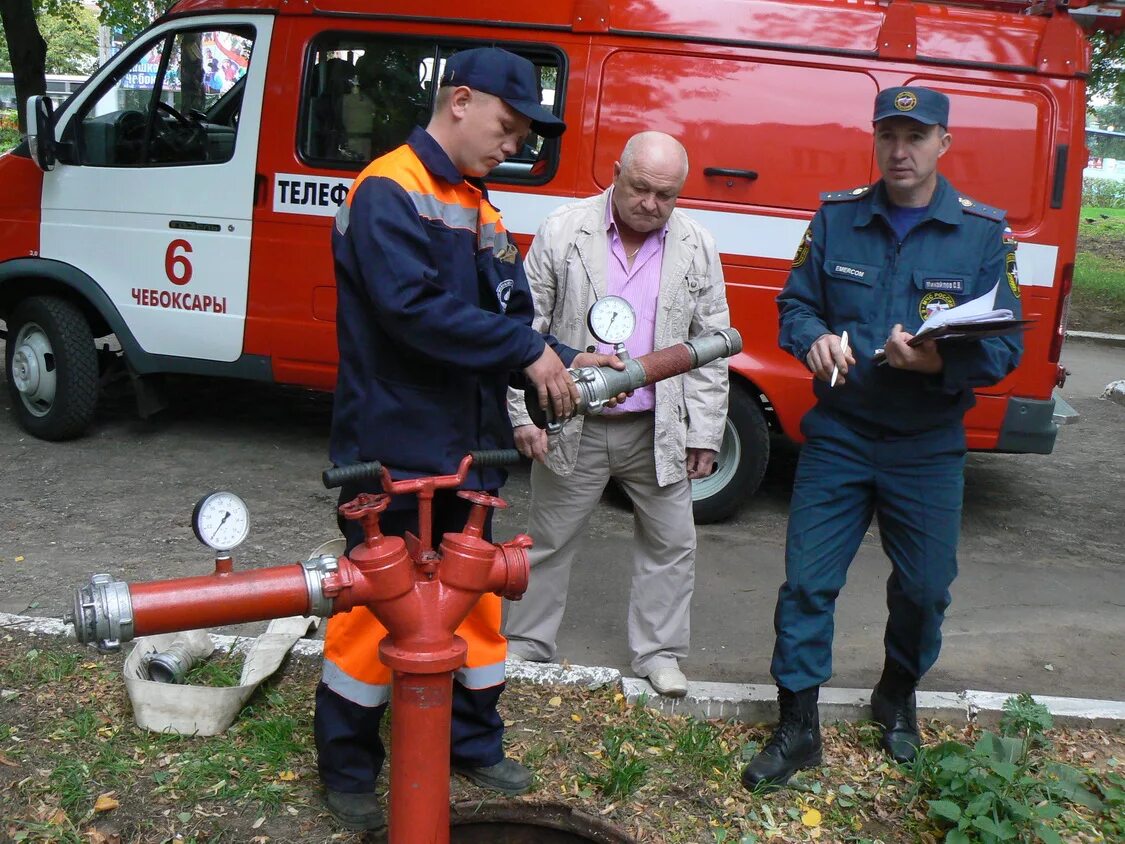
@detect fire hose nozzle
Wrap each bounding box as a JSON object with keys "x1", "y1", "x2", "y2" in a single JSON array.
[
  {"x1": 525, "y1": 327, "x2": 742, "y2": 431},
  {"x1": 66, "y1": 573, "x2": 135, "y2": 652}
]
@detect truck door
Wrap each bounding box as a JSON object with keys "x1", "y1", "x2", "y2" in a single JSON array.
[{"x1": 40, "y1": 16, "x2": 273, "y2": 362}]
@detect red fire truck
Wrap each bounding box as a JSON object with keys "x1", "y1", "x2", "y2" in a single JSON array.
[{"x1": 2, "y1": 0, "x2": 1122, "y2": 521}]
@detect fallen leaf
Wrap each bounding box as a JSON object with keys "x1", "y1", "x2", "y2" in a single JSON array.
[
  {"x1": 0, "y1": 752, "x2": 18, "y2": 767},
  {"x1": 251, "y1": 817, "x2": 265, "y2": 829},
  {"x1": 548, "y1": 695, "x2": 562, "y2": 707},
  {"x1": 14, "y1": 556, "x2": 24, "y2": 562},
  {"x1": 278, "y1": 770, "x2": 297, "y2": 781},
  {"x1": 93, "y1": 794, "x2": 119, "y2": 813},
  {"x1": 801, "y1": 808, "x2": 822, "y2": 827}
]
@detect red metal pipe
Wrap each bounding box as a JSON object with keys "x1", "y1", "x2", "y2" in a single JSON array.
[
  {"x1": 128, "y1": 565, "x2": 310, "y2": 636},
  {"x1": 386, "y1": 667, "x2": 459, "y2": 839}
]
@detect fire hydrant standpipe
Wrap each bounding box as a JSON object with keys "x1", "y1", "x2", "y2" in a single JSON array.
[
  {"x1": 64, "y1": 332, "x2": 741, "y2": 841},
  {"x1": 67, "y1": 450, "x2": 530, "y2": 844}
]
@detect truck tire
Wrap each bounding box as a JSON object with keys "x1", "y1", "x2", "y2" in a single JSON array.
[
  {"x1": 5, "y1": 296, "x2": 99, "y2": 440},
  {"x1": 691, "y1": 385, "x2": 769, "y2": 523}
]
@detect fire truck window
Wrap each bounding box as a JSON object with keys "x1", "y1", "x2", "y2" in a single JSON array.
[
  {"x1": 300, "y1": 36, "x2": 563, "y2": 184},
  {"x1": 74, "y1": 28, "x2": 254, "y2": 168}
]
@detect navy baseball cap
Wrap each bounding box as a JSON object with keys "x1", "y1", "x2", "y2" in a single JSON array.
[
  {"x1": 440, "y1": 47, "x2": 566, "y2": 138},
  {"x1": 873, "y1": 86, "x2": 950, "y2": 127}
]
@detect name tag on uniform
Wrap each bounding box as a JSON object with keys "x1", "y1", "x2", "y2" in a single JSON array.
[
  {"x1": 833, "y1": 264, "x2": 867, "y2": 279},
  {"x1": 923, "y1": 278, "x2": 964, "y2": 292}
]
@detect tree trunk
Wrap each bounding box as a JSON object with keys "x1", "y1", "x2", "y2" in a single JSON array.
[{"x1": 0, "y1": 0, "x2": 48, "y2": 134}]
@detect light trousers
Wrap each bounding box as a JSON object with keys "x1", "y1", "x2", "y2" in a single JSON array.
[{"x1": 503, "y1": 414, "x2": 696, "y2": 675}]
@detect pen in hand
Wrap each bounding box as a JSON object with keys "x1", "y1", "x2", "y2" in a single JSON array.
[{"x1": 830, "y1": 330, "x2": 849, "y2": 388}]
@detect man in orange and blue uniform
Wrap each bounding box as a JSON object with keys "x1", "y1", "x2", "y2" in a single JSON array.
[
  {"x1": 742, "y1": 86, "x2": 1023, "y2": 789},
  {"x1": 317, "y1": 47, "x2": 619, "y2": 831}
]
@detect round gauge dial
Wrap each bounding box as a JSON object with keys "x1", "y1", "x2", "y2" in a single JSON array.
[
  {"x1": 191, "y1": 491, "x2": 250, "y2": 551},
  {"x1": 587, "y1": 295, "x2": 637, "y2": 345}
]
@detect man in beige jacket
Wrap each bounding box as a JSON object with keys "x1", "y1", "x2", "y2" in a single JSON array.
[{"x1": 503, "y1": 131, "x2": 730, "y2": 697}]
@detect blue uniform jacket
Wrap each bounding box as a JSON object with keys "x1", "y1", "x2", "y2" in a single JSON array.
[
  {"x1": 777, "y1": 175, "x2": 1023, "y2": 435},
  {"x1": 330, "y1": 127, "x2": 577, "y2": 490}
]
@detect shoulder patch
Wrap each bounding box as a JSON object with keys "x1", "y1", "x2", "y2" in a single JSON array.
[
  {"x1": 957, "y1": 195, "x2": 1006, "y2": 222},
  {"x1": 820, "y1": 185, "x2": 871, "y2": 203}
]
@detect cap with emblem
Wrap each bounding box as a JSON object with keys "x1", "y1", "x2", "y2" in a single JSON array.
[
  {"x1": 872, "y1": 86, "x2": 950, "y2": 128},
  {"x1": 440, "y1": 47, "x2": 566, "y2": 138}
]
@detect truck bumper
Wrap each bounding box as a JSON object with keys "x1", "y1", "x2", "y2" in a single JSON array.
[{"x1": 994, "y1": 395, "x2": 1079, "y2": 455}]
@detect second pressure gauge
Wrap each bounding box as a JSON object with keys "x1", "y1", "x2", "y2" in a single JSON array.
[
  {"x1": 191, "y1": 491, "x2": 250, "y2": 551},
  {"x1": 587, "y1": 295, "x2": 636, "y2": 346}
]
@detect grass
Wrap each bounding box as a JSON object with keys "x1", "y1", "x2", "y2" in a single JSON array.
[
  {"x1": 1071, "y1": 206, "x2": 1125, "y2": 332},
  {"x1": 2, "y1": 631, "x2": 1122, "y2": 844}
]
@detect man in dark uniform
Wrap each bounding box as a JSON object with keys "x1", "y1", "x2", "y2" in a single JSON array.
[
  {"x1": 742, "y1": 86, "x2": 1023, "y2": 789},
  {"x1": 317, "y1": 47, "x2": 620, "y2": 830}
]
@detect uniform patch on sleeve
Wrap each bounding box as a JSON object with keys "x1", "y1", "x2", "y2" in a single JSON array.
[
  {"x1": 919, "y1": 291, "x2": 956, "y2": 321},
  {"x1": 1003, "y1": 226, "x2": 1018, "y2": 248},
  {"x1": 792, "y1": 227, "x2": 812, "y2": 268},
  {"x1": 1006, "y1": 252, "x2": 1020, "y2": 299},
  {"x1": 495, "y1": 279, "x2": 514, "y2": 312}
]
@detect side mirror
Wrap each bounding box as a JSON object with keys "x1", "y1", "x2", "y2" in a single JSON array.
[{"x1": 25, "y1": 95, "x2": 56, "y2": 171}]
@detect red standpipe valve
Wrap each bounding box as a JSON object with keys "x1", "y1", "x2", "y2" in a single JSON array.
[{"x1": 67, "y1": 450, "x2": 529, "y2": 844}]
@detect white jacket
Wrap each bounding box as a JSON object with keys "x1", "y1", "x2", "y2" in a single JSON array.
[{"x1": 508, "y1": 189, "x2": 730, "y2": 486}]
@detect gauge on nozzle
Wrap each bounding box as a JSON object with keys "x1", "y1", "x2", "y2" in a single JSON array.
[
  {"x1": 587, "y1": 295, "x2": 636, "y2": 347},
  {"x1": 191, "y1": 491, "x2": 250, "y2": 551}
]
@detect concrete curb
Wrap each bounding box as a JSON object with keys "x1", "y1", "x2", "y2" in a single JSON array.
[
  {"x1": 5, "y1": 612, "x2": 1123, "y2": 730},
  {"x1": 1065, "y1": 329, "x2": 1125, "y2": 349}
]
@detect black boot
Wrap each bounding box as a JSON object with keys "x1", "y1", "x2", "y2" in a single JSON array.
[
  {"x1": 870, "y1": 659, "x2": 920, "y2": 764},
  {"x1": 741, "y1": 686, "x2": 822, "y2": 789}
]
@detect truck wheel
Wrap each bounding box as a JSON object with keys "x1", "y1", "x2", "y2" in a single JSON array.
[
  {"x1": 691, "y1": 385, "x2": 769, "y2": 524},
  {"x1": 5, "y1": 296, "x2": 99, "y2": 440}
]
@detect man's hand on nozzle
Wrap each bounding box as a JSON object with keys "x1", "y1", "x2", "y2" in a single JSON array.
[
  {"x1": 513, "y1": 424, "x2": 549, "y2": 462},
  {"x1": 524, "y1": 344, "x2": 579, "y2": 420},
  {"x1": 806, "y1": 332, "x2": 855, "y2": 384},
  {"x1": 571, "y1": 351, "x2": 631, "y2": 408}
]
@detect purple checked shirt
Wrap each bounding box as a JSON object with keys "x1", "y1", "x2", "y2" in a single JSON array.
[{"x1": 598, "y1": 188, "x2": 667, "y2": 414}]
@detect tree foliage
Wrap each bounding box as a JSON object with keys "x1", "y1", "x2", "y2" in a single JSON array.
[
  {"x1": 0, "y1": 3, "x2": 99, "y2": 75},
  {"x1": 1087, "y1": 31, "x2": 1125, "y2": 105},
  {"x1": 0, "y1": 0, "x2": 160, "y2": 130}
]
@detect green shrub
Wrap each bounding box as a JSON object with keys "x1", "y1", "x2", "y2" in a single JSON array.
[
  {"x1": 0, "y1": 110, "x2": 21, "y2": 152},
  {"x1": 909, "y1": 695, "x2": 1109, "y2": 844},
  {"x1": 1082, "y1": 177, "x2": 1125, "y2": 208}
]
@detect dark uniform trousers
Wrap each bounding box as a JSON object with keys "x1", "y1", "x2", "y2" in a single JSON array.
[
  {"x1": 771, "y1": 406, "x2": 967, "y2": 694},
  {"x1": 314, "y1": 490, "x2": 504, "y2": 793}
]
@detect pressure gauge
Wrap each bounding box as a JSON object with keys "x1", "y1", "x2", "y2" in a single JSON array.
[
  {"x1": 587, "y1": 295, "x2": 636, "y2": 346},
  {"x1": 191, "y1": 491, "x2": 250, "y2": 551}
]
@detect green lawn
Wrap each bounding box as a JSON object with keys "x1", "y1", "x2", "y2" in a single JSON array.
[{"x1": 1072, "y1": 206, "x2": 1125, "y2": 331}]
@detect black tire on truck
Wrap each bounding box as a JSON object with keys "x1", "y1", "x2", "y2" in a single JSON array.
[
  {"x1": 691, "y1": 384, "x2": 769, "y2": 524},
  {"x1": 5, "y1": 296, "x2": 99, "y2": 440}
]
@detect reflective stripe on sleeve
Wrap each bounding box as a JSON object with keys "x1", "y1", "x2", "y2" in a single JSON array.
[
  {"x1": 407, "y1": 191, "x2": 479, "y2": 231},
  {"x1": 334, "y1": 202, "x2": 350, "y2": 236},
  {"x1": 478, "y1": 222, "x2": 511, "y2": 254}
]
